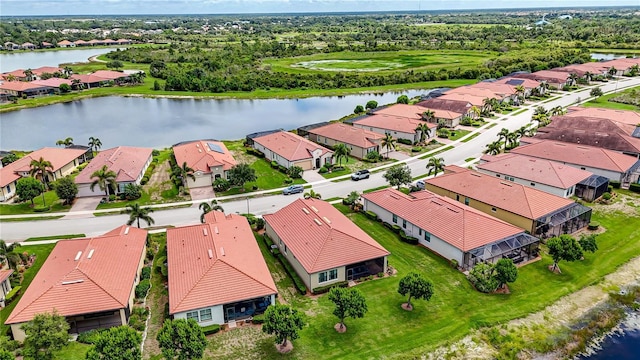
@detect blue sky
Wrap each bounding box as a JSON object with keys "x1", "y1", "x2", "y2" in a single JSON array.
[{"x1": 1, "y1": 0, "x2": 637, "y2": 16}]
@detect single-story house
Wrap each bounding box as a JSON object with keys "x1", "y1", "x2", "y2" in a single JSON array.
[
  {"x1": 87, "y1": 39, "x2": 104, "y2": 46},
  {"x1": 416, "y1": 98, "x2": 474, "y2": 118},
  {"x1": 90, "y1": 70, "x2": 130, "y2": 84},
  {"x1": 31, "y1": 78, "x2": 73, "y2": 92},
  {"x1": 75, "y1": 146, "x2": 153, "y2": 197},
  {"x1": 3, "y1": 42, "x2": 20, "y2": 51},
  {"x1": 116, "y1": 39, "x2": 132, "y2": 45},
  {"x1": 31, "y1": 66, "x2": 65, "y2": 78},
  {"x1": 73, "y1": 40, "x2": 89, "y2": 47},
  {"x1": 6, "y1": 226, "x2": 147, "y2": 341},
  {"x1": 252, "y1": 130, "x2": 333, "y2": 170},
  {"x1": 477, "y1": 153, "x2": 593, "y2": 198},
  {"x1": 1, "y1": 69, "x2": 31, "y2": 81},
  {"x1": 497, "y1": 77, "x2": 543, "y2": 95},
  {"x1": 56, "y1": 40, "x2": 75, "y2": 48},
  {"x1": 41, "y1": 41, "x2": 54, "y2": 48},
  {"x1": 21, "y1": 42, "x2": 36, "y2": 50},
  {"x1": 353, "y1": 114, "x2": 436, "y2": 143},
  {"x1": 362, "y1": 188, "x2": 540, "y2": 269},
  {"x1": 469, "y1": 82, "x2": 519, "y2": 103},
  {"x1": 372, "y1": 103, "x2": 461, "y2": 126},
  {"x1": 0, "y1": 269, "x2": 14, "y2": 308},
  {"x1": 307, "y1": 122, "x2": 384, "y2": 159},
  {"x1": 445, "y1": 86, "x2": 507, "y2": 102},
  {"x1": 173, "y1": 140, "x2": 237, "y2": 189},
  {"x1": 425, "y1": 166, "x2": 592, "y2": 239},
  {"x1": 0, "y1": 146, "x2": 93, "y2": 202},
  {"x1": 70, "y1": 74, "x2": 109, "y2": 89},
  {"x1": 0, "y1": 81, "x2": 53, "y2": 97},
  {"x1": 167, "y1": 211, "x2": 277, "y2": 326},
  {"x1": 564, "y1": 107, "x2": 640, "y2": 130},
  {"x1": 512, "y1": 139, "x2": 640, "y2": 186},
  {"x1": 264, "y1": 198, "x2": 390, "y2": 291},
  {"x1": 438, "y1": 92, "x2": 488, "y2": 108},
  {"x1": 513, "y1": 70, "x2": 571, "y2": 89}
]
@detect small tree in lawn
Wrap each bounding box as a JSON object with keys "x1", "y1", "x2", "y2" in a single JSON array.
[
  {"x1": 54, "y1": 176, "x2": 78, "y2": 205},
  {"x1": 22, "y1": 311, "x2": 70, "y2": 360},
  {"x1": 287, "y1": 165, "x2": 303, "y2": 179},
  {"x1": 228, "y1": 163, "x2": 257, "y2": 191},
  {"x1": 590, "y1": 87, "x2": 603, "y2": 98},
  {"x1": 157, "y1": 319, "x2": 206, "y2": 360},
  {"x1": 365, "y1": 100, "x2": 378, "y2": 110},
  {"x1": 467, "y1": 262, "x2": 499, "y2": 293},
  {"x1": 328, "y1": 287, "x2": 368, "y2": 332},
  {"x1": 547, "y1": 234, "x2": 583, "y2": 273},
  {"x1": 354, "y1": 105, "x2": 365, "y2": 114},
  {"x1": 397, "y1": 272, "x2": 434, "y2": 311},
  {"x1": 262, "y1": 304, "x2": 305, "y2": 353},
  {"x1": 578, "y1": 234, "x2": 598, "y2": 254},
  {"x1": 383, "y1": 164, "x2": 412, "y2": 190},
  {"x1": 493, "y1": 258, "x2": 518, "y2": 291},
  {"x1": 16, "y1": 177, "x2": 43, "y2": 206},
  {"x1": 86, "y1": 326, "x2": 142, "y2": 360}
]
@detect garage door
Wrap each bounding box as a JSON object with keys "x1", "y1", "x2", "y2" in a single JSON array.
[{"x1": 77, "y1": 183, "x2": 102, "y2": 198}]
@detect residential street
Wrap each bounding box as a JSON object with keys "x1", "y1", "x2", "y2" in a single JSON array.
[{"x1": 2, "y1": 77, "x2": 639, "y2": 242}]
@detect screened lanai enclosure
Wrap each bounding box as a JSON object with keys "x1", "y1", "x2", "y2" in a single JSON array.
[
  {"x1": 534, "y1": 203, "x2": 592, "y2": 239},
  {"x1": 575, "y1": 175, "x2": 609, "y2": 202},
  {"x1": 462, "y1": 233, "x2": 540, "y2": 270}
]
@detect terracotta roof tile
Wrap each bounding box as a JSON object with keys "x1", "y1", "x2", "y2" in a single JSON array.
[
  {"x1": 6, "y1": 226, "x2": 147, "y2": 324},
  {"x1": 445, "y1": 86, "x2": 505, "y2": 99},
  {"x1": 263, "y1": 199, "x2": 389, "y2": 273},
  {"x1": 362, "y1": 188, "x2": 523, "y2": 251},
  {"x1": 438, "y1": 93, "x2": 487, "y2": 107},
  {"x1": 354, "y1": 114, "x2": 435, "y2": 134},
  {"x1": 0, "y1": 81, "x2": 51, "y2": 92},
  {"x1": 425, "y1": 166, "x2": 575, "y2": 219},
  {"x1": 565, "y1": 107, "x2": 640, "y2": 128},
  {"x1": 31, "y1": 78, "x2": 72, "y2": 88},
  {"x1": 308, "y1": 123, "x2": 384, "y2": 148},
  {"x1": 75, "y1": 146, "x2": 153, "y2": 184},
  {"x1": 497, "y1": 77, "x2": 541, "y2": 89},
  {"x1": 167, "y1": 212, "x2": 277, "y2": 314},
  {"x1": 0, "y1": 269, "x2": 13, "y2": 284},
  {"x1": 253, "y1": 131, "x2": 332, "y2": 162},
  {"x1": 90, "y1": 70, "x2": 129, "y2": 80},
  {"x1": 1, "y1": 147, "x2": 88, "y2": 187},
  {"x1": 173, "y1": 140, "x2": 237, "y2": 173}
]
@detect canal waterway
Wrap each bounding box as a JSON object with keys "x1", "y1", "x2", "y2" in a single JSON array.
[
  {"x1": 0, "y1": 48, "x2": 116, "y2": 73},
  {"x1": 0, "y1": 90, "x2": 427, "y2": 151}
]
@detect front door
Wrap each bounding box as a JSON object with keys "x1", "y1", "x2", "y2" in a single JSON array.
[
  {"x1": 226, "y1": 307, "x2": 235, "y2": 322},
  {"x1": 346, "y1": 268, "x2": 353, "y2": 281},
  {"x1": 315, "y1": 158, "x2": 320, "y2": 169}
]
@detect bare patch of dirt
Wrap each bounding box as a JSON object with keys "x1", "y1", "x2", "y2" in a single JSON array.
[
  {"x1": 401, "y1": 303, "x2": 414, "y2": 311},
  {"x1": 206, "y1": 326, "x2": 273, "y2": 360},
  {"x1": 334, "y1": 323, "x2": 347, "y2": 333},
  {"x1": 276, "y1": 339, "x2": 294, "y2": 353},
  {"x1": 145, "y1": 160, "x2": 173, "y2": 202},
  {"x1": 589, "y1": 193, "x2": 639, "y2": 217}
]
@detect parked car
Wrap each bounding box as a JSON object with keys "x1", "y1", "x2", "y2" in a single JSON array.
[
  {"x1": 282, "y1": 184, "x2": 304, "y2": 195},
  {"x1": 416, "y1": 180, "x2": 425, "y2": 190},
  {"x1": 351, "y1": 169, "x2": 370, "y2": 181}
]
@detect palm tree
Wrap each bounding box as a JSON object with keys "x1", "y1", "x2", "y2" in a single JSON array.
[
  {"x1": 303, "y1": 189, "x2": 321, "y2": 199},
  {"x1": 381, "y1": 133, "x2": 396, "y2": 159},
  {"x1": 55, "y1": 137, "x2": 74, "y2": 147},
  {"x1": 333, "y1": 143, "x2": 350, "y2": 166},
  {"x1": 533, "y1": 106, "x2": 548, "y2": 116},
  {"x1": 514, "y1": 85, "x2": 526, "y2": 102},
  {"x1": 71, "y1": 78, "x2": 83, "y2": 90},
  {"x1": 125, "y1": 203, "x2": 155, "y2": 228},
  {"x1": 29, "y1": 157, "x2": 54, "y2": 205},
  {"x1": 426, "y1": 157, "x2": 445, "y2": 176},
  {"x1": 421, "y1": 109, "x2": 436, "y2": 123},
  {"x1": 515, "y1": 125, "x2": 529, "y2": 139},
  {"x1": 90, "y1": 165, "x2": 117, "y2": 197},
  {"x1": 24, "y1": 68, "x2": 34, "y2": 81},
  {"x1": 568, "y1": 73, "x2": 579, "y2": 86},
  {"x1": 469, "y1": 106, "x2": 481, "y2": 119},
  {"x1": 584, "y1": 71, "x2": 592, "y2": 83},
  {"x1": 484, "y1": 141, "x2": 503, "y2": 155},
  {"x1": 63, "y1": 66, "x2": 73, "y2": 77},
  {"x1": 532, "y1": 113, "x2": 551, "y2": 127},
  {"x1": 415, "y1": 123, "x2": 431, "y2": 145},
  {"x1": 497, "y1": 128, "x2": 510, "y2": 145},
  {"x1": 506, "y1": 132, "x2": 518, "y2": 150},
  {"x1": 172, "y1": 162, "x2": 196, "y2": 188},
  {"x1": 88, "y1": 136, "x2": 102, "y2": 154},
  {"x1": 550, "y1": 106, "x2": 565, "y2": 116},
  {"x1": 482, "y1": 97, "x2": 493, "y2": 115},
  {"x1": 199, "y1": 200, "x2": 224, "y2": 223},
  {"x1": 608, "y1": 66, "x2": 617, "y2": 78}
]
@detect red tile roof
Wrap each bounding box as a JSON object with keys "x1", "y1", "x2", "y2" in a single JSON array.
[
  {"x1": 362, "y1": 188, "x2": 523, "y2": 251},
  {"x1": 354, "y1": 114, "x2": 435, "y2": 135},
  {"x1": 416, "y1": 98, "x2": 473, "y2": 114},
  {"x1": 56, "y1": 40, "x2": 74, "y2": 45},
  {"x1": 75, "y1": 146, "x2": 153, "y2": 184},
  {"x1": 70, "y1": 74, "x2": 108, "y2": 84},
  {"x1": 477, "y1": 153, "x2": 592, "y2": 188},
  {"x1": 1, "y1": 69, "x2": 28, "y2": 79},
  {"x1": 425, "y1": 166, "x2": 575, "y2": 220},
  {"x1": 0, "y1": 81, "x2": 51, "y2": 92},
  {"x1": 167, "y1": 212, "x2": 277, "y2": 314},
  {"x1": 91, "y1": 70, "x2": 129, "y2": 80},
  {"x1": 514, "y1": 70, "x2": 570, "y2": 84},
  {"x1": 308, "y1": 123, "x2": 384, "y2": 148},
  {"x1": 263, "y1": 198, "x2": 389, "y2": 273},
  {"x1": 6, "y1": 226, "x2": 147, "y2": 324},
  {"x1": 565, "y1": 107, "x2": 640, "y2": 128},
  {"x1": 438, "y1": 93, "x2": 487, "y2": 107},
  {"x1": 0, "y1": 147, "x2": 88, "y2": 187},
  {"x1": 469, "y1": 82, "x2": 517, "y2": 96},
  {"x1": 31, "y1": 78, "x2": 72, "y2": 88},
  {"x1": 373, "y1": 104, "x2": 426, "y2": 119},
  {"x1": 173, "y1": 140, "x2": 237, "y2": 173},
  {"x1": 0, "y1": 269, "x2": 13, "y2": 284},
  {"x1": 253, "y1": 131, "x2": 332, "y2": 162},
  {"x1": 445, "y1": 86, "x2": 505, "y2": 99},
  {"x1": 511, "y1": 139, "x2": 640, "y2": 173},
  {"x1": 497, "y1": 77, "x2": 541, "y2": 89},
  {"x1": 32, "y1": 66, "x2": 64, "y2": 75}
]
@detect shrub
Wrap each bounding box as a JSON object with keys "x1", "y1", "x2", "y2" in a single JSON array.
[
  {"x1": 202, "y1": 324, "x2": 220, "y2": 335},
  {"x1": 109, "y1": 194, "x2": 116, "y2": 202},
  {"x1": 399, "y1": 231, "x2": 419, "y2": 245},
  {"x1": 332, "y1": 166, "x2": 345, "y2": 172},
  {"x1": 252, "y1": 314, "x2": 265, "y2": 324},
  {"x1": 366, "y1": 151, "x2": 381, "y2": 161},
  {"x1": 467, "y1": 263, "x2": 499, "y2": 293},
  {"x1": 397, "y1": 138, "x2": 413, "y2": 145},
  {"x1": 5, "y1": 285, "x2": 21, "y2": 303},
  {"x1": 213, "y1": 178, "x2": 231, "y2": 192},
  {"x1": 318, "y1": 166, "x2": 328, "y2": 174},
  {"x1": 270, "y1": 160, "x2": 279, "y2": 168},
  {"x1": 630, "y1": 183, "x2": 640, "y2": 193},
  {"x1": 77, "y1": 329, "x2": 106, "y2": 345},
  {"x1": 135, "y1": 279, "x2": 151, "y2": 299},
  {"x1": 312, "y1": 280, "x2": 349, "y2": 294},
  {"x1": 450, "y1": 259, "x2": 459, "y2": 269},
  {"x1": 253, "y1": 218, "x2": 265, "y2": 231},
  {"x1": 602, "y1": 192, "x2": 612, "y2": 201},
  {"x1": 152, "y1": 149, "x2": 160, "y2": 156},
  {"x1": 140, "y1": 267, "x2": 151, "y2": 280},
  {"x1": 283, "y1": 177, "x2": 293, "y2": 184},
  {"x1": 411, "y1": 147, "x2": 422, "y2": 152},
  {"x1": 155, "y1": 256, "x2": 166, "y2": 273},
  {"x1": 364, "y1": 210, "x2": 378, "y2": 220},
  {"x1": 277, "y1": 165, "x2": 288, "y2": 173},
  {"x1": 246, "y1": 148, "x2": 265, "y2": 158},
  {"x1": 609, "y1": 180, "x2": 621, "y2": 189},
  {"x1": 124, "y1": 183, "x2": 143, "y2": 200},
  {"x1": 141, "y1": 176, "x2": 149, "y2": 185},
  {"x1": 262, "y1": 234, "x2": 274, "y2": 248},
  {"x1": 276, "y1": 253, "x2": 307, "y2": 295},
  {"x1": 391, "y1": 224, "x2": 402, "y2": 233},
  {"x1": 377, "y1": 272, "x2": 385, "y2": 278},
  {"x1": 383, "y1": 222, "x2": 393, "y2": 230},
  {"x1": 161, "y1": 265, "x2": 168, "y2": 277},
  {"x1": 588, "y1": 222, "x2": 600, "y2": 230},
  {"x1": 287, "y1": 166, "x2": 303, "y2": 179}
]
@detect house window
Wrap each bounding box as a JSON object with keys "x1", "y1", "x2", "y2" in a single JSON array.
[
  {"x1": 491, "y1": 207, "x2": 497, "y2": 212},
  {"x1": 530, "y1": 182, "x2": 535, "y2": 186},
  {"x1": 424, "y1": 232, "x2": 431, "y2": 242},
  {"x1": 186, "y1": 311, "x2": 199, "y2": 322},
  {"x1": 283, "y1": 244, "x2": 288, "y2": 255},
  {"x1": 496, "y1": 174, "x2": 500, "y2": 177},
  {"x1": 464, "y1": 197, "x2": 470, "y2": 206},
  {"x1": 419, "y1": 229, "x2": 423, "y2": 235},
  {"x1": 392, "y1": 214, "x2": 398, "y2": 224},
  {"x1": 402, "y1": 219, "x2": 407, "y2": 229},
  {"x1": 318, "y1": 269, "x2": 338, "y2": 283},
  {"x1": 199, "y1": 309, "x2": 212, "y2": 322},
  {"x1": 580, "y1": 167, "x2": 586, "y2": 170},
  {"x1": 5, "y1": 185, "x2": 10, "y2": 193},
  {"x1": 456, "y1": 194, "x2": 460, "y2": 201}
]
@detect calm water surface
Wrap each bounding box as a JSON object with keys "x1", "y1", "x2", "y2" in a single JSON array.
[
  {"x1": 578, "y1": 313, "x2": 640, "y2": 360},
  {"x1": 0, "y1": 48, "x2": 117, "y2": 72}
]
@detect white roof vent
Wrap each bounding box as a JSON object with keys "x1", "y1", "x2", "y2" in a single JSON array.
[
  {"x1": 322, "y1": 216, "x2": 331, "y2": 224},
  {"x1": 313, "y1": 218, "x2": 322, "y2": 226},
  {"x1": 310, "y1": 206, "x2": 319, "y2": 213},
  {"x1": 124, "y1": 227, "x2": 130, "y2": 235},
  {"x1": 87, "y1": 249, "x2": 95, "y2": 259},
  {"x1": 302, "y1": 208, "x2": 310, "y2": 214},
  {"x1": 220, "y1": 247, "x2": 225, "y2": 256},
  {"x1": 62, "y1": 279, "x2": 84, "y2": 285},
  {"x1": 74, "y1": 251, "x2": 82, "y2": 261},
  {"x1": 214, "y1": 226, "x2": 219, "y2": 234},
  {"x1": 203, "y1": 228, "x2": 208, "y2": 236},
  {"x1": 208, "y1": 249, "x2": 213, "y2": 259}
]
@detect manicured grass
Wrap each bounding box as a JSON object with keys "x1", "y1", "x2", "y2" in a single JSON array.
[
  {"x1": 95, "y1": 190, "x2": 153, "y2": 210},
  {"x1": 583, "y1": 86, "x2": 640, "y2": 111},
  {"x1": 0, "y1": 190, "x2": 71, "y2": 215},
  {"x1": 448, "y1": 129, "x2": 471, "y2": 141},
  {"x1": 217, "y1": 158, "x2": 306, "y2": 196},
  {"x1": 0, "y1": 215, "x2": 64, "y2": 222},
  {"x1": 464, "y1": 157, "x2": 476, "y2": 163},
  {"x1": 418, "y1": 145, "x2": 454, "y2": 159},
  {"x1": 461, "y1": 132, "x2": 481, "y2": 143},
  {"x1": 53, "y1": 342, "x2": 91, "y2": 360},
  {"x1": 511, "y1": 108, "x2": 527, "y2": 116},
  {"x1": 24, "y1": 234, "x2": 85, "y2": 242},
  {"x1": 0, "y1": 243, "x2": 56, "y2": 335}
]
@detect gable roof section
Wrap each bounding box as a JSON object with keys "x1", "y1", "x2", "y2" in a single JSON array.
[
  {"x1": 354, "y1": 114, "x2": 435, "y2": 134},
  {"x1": 263, "y1": 198, "x2": 389, "y2": 274},
  {"x1": 0, "y1": 269, "x2": 13, "y2": 284},
  {"x1": 445, "y1": 86, "x2": 504, "y2": 99},
  {"x1": 565, "y1": 107, "x2": 640, "y2": 130},
  {"x1": 167, "y1": 212, "x2": 277, "y2": 314},
  {"x1": 31, "y1": 78, "x2": 73, "y2": 88},
  {"x1": 477, "y1": 153, "x2": 592, "y2": 188},
  {"x1": 308, "y1": 122, "x2": 384, "y2": 149},
  {"x1": 253, "y1": 131, "x2": 332, "y2": 162},
  {"x1": 416, "y1": 98, "x2": 472, "y2": 114},
  {"x1": 425, "y1": 165, "x2": 575, "y2": 220},
  {"x1": 363, "y1": 188, "x2": 523, "y2": 251},
  {"x1": 75, "y1": 146, "x2": 153, "y2": 184},
  {"x1": 90, "y1": 70, "x2": 130, "y2": 80},
  {"x1": 438, "y1": 93, "x2": 487, "y2": 107},
  {"x1": 1, "y1": 147, "x2": 88, "y2": 187},
  {"x1": 498, "y1": 77, "x2": 541, "y2": 89},
  {"x1": 6, "y1": 226, "x2": 147, "y2": 324},
  {"x1": 173, "y1": 140, "x2": 237, "y2": 173},
  {"x1": 0, "y1": 81, "x2": 51, "y2": 92},
  {"x1": 511, "y1": 139, "x2": 640, "y2": 173}
]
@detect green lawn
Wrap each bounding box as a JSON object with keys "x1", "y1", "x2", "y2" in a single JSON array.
[
  {"x1": 53, "y1": 342, "x2": 91, "y2": 360},
  {"x1": 583, "y1": 86, "x2": 640, "y2": 111},
  {"x1": 448, "y1": 129, "x2": 471, "y2": 141},
  {"x1": 24, "y1": 234, "x2": 85, "y2": 242},
  {"x1": 0, "y1": 190, "x2": 71, "y2": 215},
  {"x1": 217, "y1": 158, "x2": 306, "y2": 196}
]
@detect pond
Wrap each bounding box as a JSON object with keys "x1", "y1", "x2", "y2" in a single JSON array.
[
  {"x1": 591, "y1": 53, "x2": 637, "y2": 61},
  {"x1": 0, "y1": 90, "x2": 430, "y2": 151},
  {"x1": 0, "y1": 48, "x2": 117, "y2": 73}
]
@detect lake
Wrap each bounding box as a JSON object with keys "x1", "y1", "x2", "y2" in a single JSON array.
[
  {"x1": 591, "y1": 53, "x2": 636, "y2": 61},
  {"x1": 0, "y1": 48, "x2": 117, "y2": 73},
  {"x1": 578, "y1": 312, "x2": 640, "y2": 360},
  {"x1": 0, "y1": 90, "x2": 429, "y2": 151}
]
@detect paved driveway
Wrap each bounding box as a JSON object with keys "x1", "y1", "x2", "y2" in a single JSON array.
[
  {"x1": 387, "y1": 151, "x2": 410, "y2": 161},
  {"x1": 64, "y1": 196, "x2": 103, "y2": 219},
  {"x1": 302, "y1": 169, "x2": 326, "y2": 183},
  {"x1": 190, "y1": 186, "x2": 216, "y2": 202}
]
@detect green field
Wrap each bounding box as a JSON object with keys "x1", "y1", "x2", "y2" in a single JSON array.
[
  {"x1": 265, "y1": 50, "x2": 495, "y2": 74},
  {"x1": 584, "y1": 85, "x2": 640, "y2": 111}
]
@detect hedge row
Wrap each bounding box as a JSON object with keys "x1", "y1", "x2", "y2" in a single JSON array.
[
  {"x1": 5, "y1": 285, "x2": 21, "y2": 304},
  {"x1": 246, "y1": 147, "x2": 265, "y2": 158},
  {"x1": 399, "y1": 230, "x2": 419, "y2": 245},
  {"x1": 77, "y1": 328, "x2": 107, "y2": 345},
  {"x1": 397, "y1": 138, "x2": 413, "y2": 145},
  {"x1": 312, "y1": 280, "x2": 349, "y2": 295},
  {"x1": 276, "y1": 253, "x2": 307, "y2": 295},
  {"x1": 202, "y1": 324, "x2": 221, "y2": 335},
  {"x1": 252, "y1": 314, "x2": 265, "y2": 324},
  {"x1": 364, "y1": 210, "x2": 378, "y2": 220},
  {"x1": 609, "y1": 180, "x2": 621, "y2": 189},
  {"x1": 135, "y1": 279, "x2": 151, "y2": 299},
  {"x1": 630, "y1": 183, "x2": 640, "y2": 193}
]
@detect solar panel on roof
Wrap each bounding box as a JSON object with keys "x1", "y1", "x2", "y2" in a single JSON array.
[
  {"x1": 207, "y1": 142, "x2": 224, "y2": 154},
  {"x1": 506, "y1": 79, "x2": 524, "y2": 86},
  {"x1": 632, "y1": 127, "x2": 640, "y2": 138}
]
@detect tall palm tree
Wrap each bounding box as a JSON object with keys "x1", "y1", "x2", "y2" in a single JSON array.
[
  {"x1": 414, "y1": 123, "x2": 431, "y2": 145},
  {"x1": 515, "y1": 126, "x2": 529, "y2": 139},
  {"x1": 608, "y1": 66, "x2": 617, "y2": 78},
  {"x1": 421, "y1": 109, "x2": 436, "y2": 123},
  {"x1": 381, "y1": 133, "x2": 396, "y2": 159},
  {"x1": 199, "y1": 200, "x2": 224, "y2": 223},
  {"x1": 90, "y1": 165, "x2": 117, "y2": 197},
  {"x1": 333, "y1": 143, "x2": 350, "y2": 166},
  {"x1": 29, "y1": 157, "x2": 54, "y2": 205},
  {"x1": 172, "y1": 162, "x2": 196, "y2": 188},
  {"x1": 484, "y1": 141, "x2": 503, "y2": 155},
  {"x1": 426, "y1": 157, "x2": 445, "y2": 176},
  {"x1": 506, "y1": 132, "x2": 518, "y2": 150},
  {"x1": 55, "y1": 137, "x2": 74, "y2": 147},
  {"x1": 567, "y1": 73, "x2": 579, "y2": 86},
  {"x1": 303, "y1": 189, "x2": 321, "y2": 199},
  {"x1": 533, "y1": 106, "x2": 548, "y2": 116},
  {"x1": 514, "y1": 85, "x2": 526, "y2": 102},
  {"x1": 24, "y1": 68, "x2": 34, "y2": 81},
  {"x1": 88, "y1": 136, "x2": 102, "y2": 154},
  {"x1": 63, "y1": 66, "x2": 73, "y2": 77},
  {"x1": 584, "y1": 71, "x2": 592, "y2": 83},
  {"x1": 125, "y1": 203, "x2": 155, "y2": 228},
  {"x1": 550, "y1": 106, "x2": 565, "y2": 116},
  {"x1": 482, "y1": 97, "x2": 493, "y2": 115},
  {"x1": 469, "y1": 106, "x2": 481, "y2": 119},
  {"x1": 532, "y1": 113, "x2": 551, "y2": 127},
  {"x1": 497, "y1": 128, "x2": 510, "y2": 145}
]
